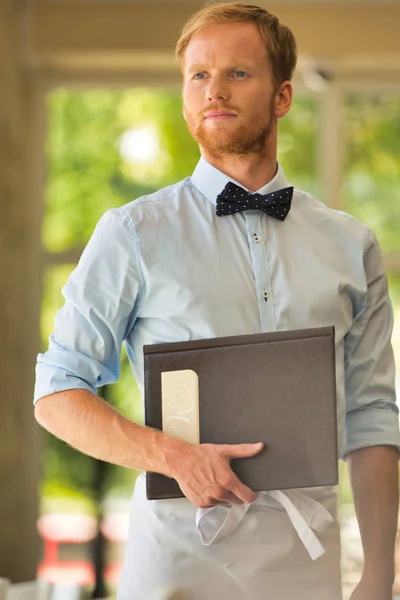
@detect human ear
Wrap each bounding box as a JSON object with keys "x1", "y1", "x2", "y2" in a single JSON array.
[{"x1": 275, "y1": 81, "x2": 293, "y2": 119}]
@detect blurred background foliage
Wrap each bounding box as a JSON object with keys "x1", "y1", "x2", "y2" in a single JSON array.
[
  {"x1": 344, "y1": 94, "x2": 400, "y2": 254},
  {"x1": 40, "y1": 87, "x2": 400, "y2": 511}
]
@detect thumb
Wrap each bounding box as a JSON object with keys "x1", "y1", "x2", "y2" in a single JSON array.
[{"x1": 220, "y1": 442, "x2": 264, "y2": 459}]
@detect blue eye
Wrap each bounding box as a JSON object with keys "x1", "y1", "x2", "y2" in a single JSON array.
[
  {"x1": 193, "y1": 73, "x2": 206, "y2": 80},
  {"x1": 235, "y1": 71, "x2": 247, "y2": 78}
]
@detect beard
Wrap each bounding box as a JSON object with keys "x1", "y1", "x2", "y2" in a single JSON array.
[{"x1": 185, "y1": 98, "x2": 276, "y2": 158}]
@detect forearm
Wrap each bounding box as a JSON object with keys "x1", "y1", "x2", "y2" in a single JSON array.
[
  {"x1": 34, "y1": 389, "x2": 184, "y2": 476},
  {"x1": 347, "y1": 445, "x2": 399, "y2": 581}
]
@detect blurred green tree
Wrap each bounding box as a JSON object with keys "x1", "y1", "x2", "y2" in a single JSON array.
[{"x1": 343, "y1": 93, "x2": 400, "y2": 253}]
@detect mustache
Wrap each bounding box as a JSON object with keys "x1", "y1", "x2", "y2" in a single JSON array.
[{"x1": 198, "y1": 104, "x2": 241, "y2": 117}]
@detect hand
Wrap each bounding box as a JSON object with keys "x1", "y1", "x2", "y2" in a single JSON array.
[
  {"x1": 170, "y1": 441, "x2": 264, "y2": 508},
  {"x1": 349, "y1": 573, "x2": 394, "y2": 600}
]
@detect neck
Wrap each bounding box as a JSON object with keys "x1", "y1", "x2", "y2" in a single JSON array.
[{"x1": 200, "y1": 140, "x2": 278, "y2": 192}]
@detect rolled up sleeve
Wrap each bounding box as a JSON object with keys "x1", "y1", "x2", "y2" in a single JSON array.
[
  {"x1": 344, "y1": 228, "x2": 400, "y2": 456},
  {"x1": 34, "y1": 208, "x2": 142, "y2": 403}
]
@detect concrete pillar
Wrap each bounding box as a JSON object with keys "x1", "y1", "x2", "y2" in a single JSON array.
[{"x1": 0, "y1": 0, "x2": 43, "y2": 582}]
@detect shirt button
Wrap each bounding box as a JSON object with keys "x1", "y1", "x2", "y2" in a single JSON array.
[
  {"x1": 253, "y1": 234, "x2": 261, "y2": 243},
  {"x1": 262, "y1": 290, "x2": 268, "y2": 301}
]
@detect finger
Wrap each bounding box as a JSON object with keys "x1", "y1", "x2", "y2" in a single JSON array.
[
  {"x1": 219, "y1": 490, "x2": 244, "y2": 505},
  {"x1": 227, "y1": 472, "x2": 259, "y2": 504},
  {"x1": 219, "y1": 442, "x2": 264, "y2": 459},
  {"x1": 208, "y1": 487, "x2": 244, "y2": 505},
  {"x1": 205, "y1": 496, "x2": 243, "y2": 507},
  {"x1": 198, "y1": 496, "x2": 229, "y2": 509}
]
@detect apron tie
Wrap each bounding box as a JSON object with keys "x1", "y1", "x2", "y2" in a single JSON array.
[{"x1": 196, "y1": 489, "x2": 334, "y2": 561}]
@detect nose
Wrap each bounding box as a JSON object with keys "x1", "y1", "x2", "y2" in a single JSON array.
[{"x1": 206, "y1": 76, "x2": 230, "y2": 103}]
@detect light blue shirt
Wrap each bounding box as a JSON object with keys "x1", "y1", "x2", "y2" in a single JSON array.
[{"x1": 34, "y1": 157, "x2": 400, "y2": 458}]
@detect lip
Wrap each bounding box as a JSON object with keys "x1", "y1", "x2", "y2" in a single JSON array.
[{"x1": 204, "y1": 111, "x2": 237, "y2": 120}]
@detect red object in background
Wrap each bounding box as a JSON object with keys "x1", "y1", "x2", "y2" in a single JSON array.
[
  {"x1": 37, "y1": 513, "x2": 97, "y2": 586},
  {"x1": 103, "y1": 563, "x2": 122, "y2": 589},
  {"x1": 100, "y1": 512, "x2": 129, "y2": 588},
  {"x1": 100, "y1": 513, "x2": 129, "y2": 545},
  {"x1": 37, "y1": 562, "x2": 95, "y2": 587}
]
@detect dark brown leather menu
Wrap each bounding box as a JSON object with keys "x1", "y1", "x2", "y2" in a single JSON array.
[{"x1": 144, "y1": 326, "x2": 338, "y2": 500}]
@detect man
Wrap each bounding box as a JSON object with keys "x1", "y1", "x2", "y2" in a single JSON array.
[{"x1": 34, "y1": 3, "x2": 400, "y2": 599}]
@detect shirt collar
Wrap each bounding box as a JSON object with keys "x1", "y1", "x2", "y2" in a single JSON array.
[{"x1": 191, "y1": 155, "x2": 290, "y2": 206}]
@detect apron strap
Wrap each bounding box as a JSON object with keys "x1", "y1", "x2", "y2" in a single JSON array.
[
  {"x1": 196, "y1": 502, "x2": 251, "y2": 546},
  {"x1": 196, "y1": 489, "x2": 334, "y2": 560}
]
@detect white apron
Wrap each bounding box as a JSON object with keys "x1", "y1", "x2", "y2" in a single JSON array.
[{"x1": 117, "y1": 474, "x2": 343, "y2": 600}]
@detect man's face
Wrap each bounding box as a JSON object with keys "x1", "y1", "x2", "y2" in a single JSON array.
[{"x1": 182, "y1": 22, "x2": 279, "y2": 157}]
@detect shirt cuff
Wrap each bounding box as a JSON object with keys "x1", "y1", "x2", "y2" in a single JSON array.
[
  {"x1": 33, "y1": 359, "x2": 97, "y2": 404},
  {"x1": 344, "y1": 406, "x2": 400, "y2": 458}
]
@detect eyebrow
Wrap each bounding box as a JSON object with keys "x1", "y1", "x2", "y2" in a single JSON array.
[
  {"x1": 186, "y1": 63, "x2": 257, "y2": 74},
  {"x1": 186, "y1": 64, "x2": 207, "y2": 74}
]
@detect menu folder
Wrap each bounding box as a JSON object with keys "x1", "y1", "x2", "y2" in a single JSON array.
[{"x1": 144, "y1": 326, "x2": 338, "y2": 500}]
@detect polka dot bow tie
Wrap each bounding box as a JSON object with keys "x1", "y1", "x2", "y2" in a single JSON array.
[{"x1": 216, "y1": 182, "x2": 294, "y2": 221}]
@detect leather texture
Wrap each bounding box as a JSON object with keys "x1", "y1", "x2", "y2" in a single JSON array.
[{"x1": 144, "y1": 326, "x2": 338, "y2": 500}]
